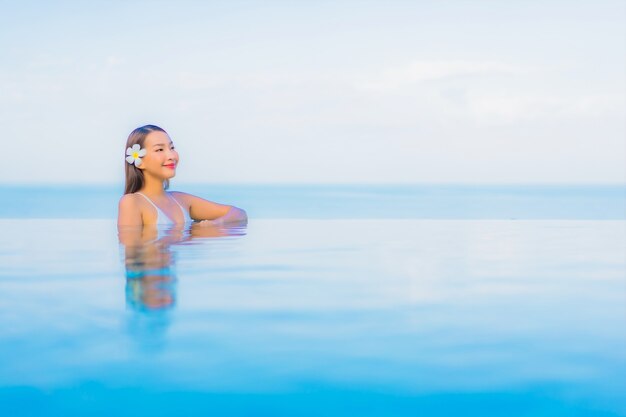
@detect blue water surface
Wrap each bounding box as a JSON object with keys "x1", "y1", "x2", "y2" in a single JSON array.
[{"x1": 0, "y1": 185, "x2": 625, "y2": 416}]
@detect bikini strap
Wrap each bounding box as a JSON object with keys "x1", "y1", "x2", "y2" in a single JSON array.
[
  {"x1": 168, "y1": 192, "x2": 191, "y2": 221},
  {"x1": 135, "y1": 192, "x2": 160, "y2": 211},
  {"x1": 167, "y1": 192, "x2": 185, "y2": 210}
]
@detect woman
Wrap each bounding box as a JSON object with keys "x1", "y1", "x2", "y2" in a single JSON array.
[{"x1": 117, "y1": 124, "x2": 247, "y2": 226}]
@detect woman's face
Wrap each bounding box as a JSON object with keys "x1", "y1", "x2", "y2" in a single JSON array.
[{"x1": 139, "y1": 131, "x2": 179, "y2": 180}]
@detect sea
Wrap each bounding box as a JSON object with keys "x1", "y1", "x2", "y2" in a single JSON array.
[{"x1": 0, "y1": 184, "x2": 624, "y2": 416}]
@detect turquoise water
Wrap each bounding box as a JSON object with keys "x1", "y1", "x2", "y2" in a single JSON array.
[{"x1": 0, "y1": 185, "x2": 625, "y2": 416}]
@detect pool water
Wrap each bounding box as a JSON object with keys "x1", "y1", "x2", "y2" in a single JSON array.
[{"x1": 0, "y1": 217, "x2": 624, "y2": 416}]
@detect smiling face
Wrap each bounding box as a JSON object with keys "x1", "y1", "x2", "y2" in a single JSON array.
[{"x1": 137, "y1": 131, "x2": 179, "y2": 180}]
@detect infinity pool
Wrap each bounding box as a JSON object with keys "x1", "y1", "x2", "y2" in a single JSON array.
[{"x1": 0, "y1": 218, "x2": 624, "y2": 416}]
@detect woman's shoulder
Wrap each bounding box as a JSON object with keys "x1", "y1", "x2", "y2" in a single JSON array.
[
  {"x1": 168, "y1": 190, "x2": 195, "y2": 202},
  {"x1": 168, "y1": 190, "x2": 189, "y2": 196},
  {"x1": 167, "y1": 191, "x2": 225, "y2": 210},
  {"x1": 118, "y1": 193, "x2": 143, "y2": 207},
  {"x1": 117, "y1": 193, "x2": 146, "y2": 226}
]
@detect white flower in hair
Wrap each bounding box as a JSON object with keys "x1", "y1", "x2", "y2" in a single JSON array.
[{"x1": 126, "y1": 144, "x2": 147, "y2": 167}]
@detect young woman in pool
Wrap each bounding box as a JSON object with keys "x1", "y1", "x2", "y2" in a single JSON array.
[{"x1": 117, "y1": 124, "x2": 247, "y2": 226}]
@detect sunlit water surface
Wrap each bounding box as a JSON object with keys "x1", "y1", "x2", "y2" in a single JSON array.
[{"x1": 0, "y1": 218, "x2": 624, "y2": 416}]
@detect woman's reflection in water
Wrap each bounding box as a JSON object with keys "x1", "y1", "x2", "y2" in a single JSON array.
[{"x1": 118, "y1": 221, "x2": 247, "y2": 349}]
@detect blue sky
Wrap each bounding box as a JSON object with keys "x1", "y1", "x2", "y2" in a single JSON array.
[{"x1": 0, "y1": 1, "x2": 624, "y2": 184}]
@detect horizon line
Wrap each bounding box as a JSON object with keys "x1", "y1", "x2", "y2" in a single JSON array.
[{"x1": 0, "y1": 182, "x2": 624, "y2": 188}]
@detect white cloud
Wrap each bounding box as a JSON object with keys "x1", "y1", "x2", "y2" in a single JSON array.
[
  {"x1": 466, "y1": 92, "x2": 626, "y2": 125},
  {"x1": 353, "y1": 60, "x2": 526, "y2": 92}
]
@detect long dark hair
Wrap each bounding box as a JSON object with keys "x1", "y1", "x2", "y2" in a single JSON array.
[{"x1": 124, "y1": 124, "x2": 170, "y2": 194}]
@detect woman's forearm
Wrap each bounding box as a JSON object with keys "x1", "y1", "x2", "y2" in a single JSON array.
[{"x1": 212, "y1": 206, "x2": 248, "y2": 226}]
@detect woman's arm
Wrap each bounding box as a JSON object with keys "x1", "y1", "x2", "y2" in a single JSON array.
[
  {"x1": 174, "y1": 192, "x2": 247, "y2": 225},
  {"x1": 117, "y1": 194, "x2": 143, "y2": 226},
  {"x1": 208, "y1": 205, "x2": 248, "y2": 226}
]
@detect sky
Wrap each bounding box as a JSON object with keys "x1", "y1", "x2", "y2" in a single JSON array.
[{"x1": 0, "y1": 0, "x2": 624, "y2": 185}]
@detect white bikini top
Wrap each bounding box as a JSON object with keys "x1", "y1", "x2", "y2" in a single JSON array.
[{"x1": 136, "y1": 192, "x2": 193, "y2": 225}]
